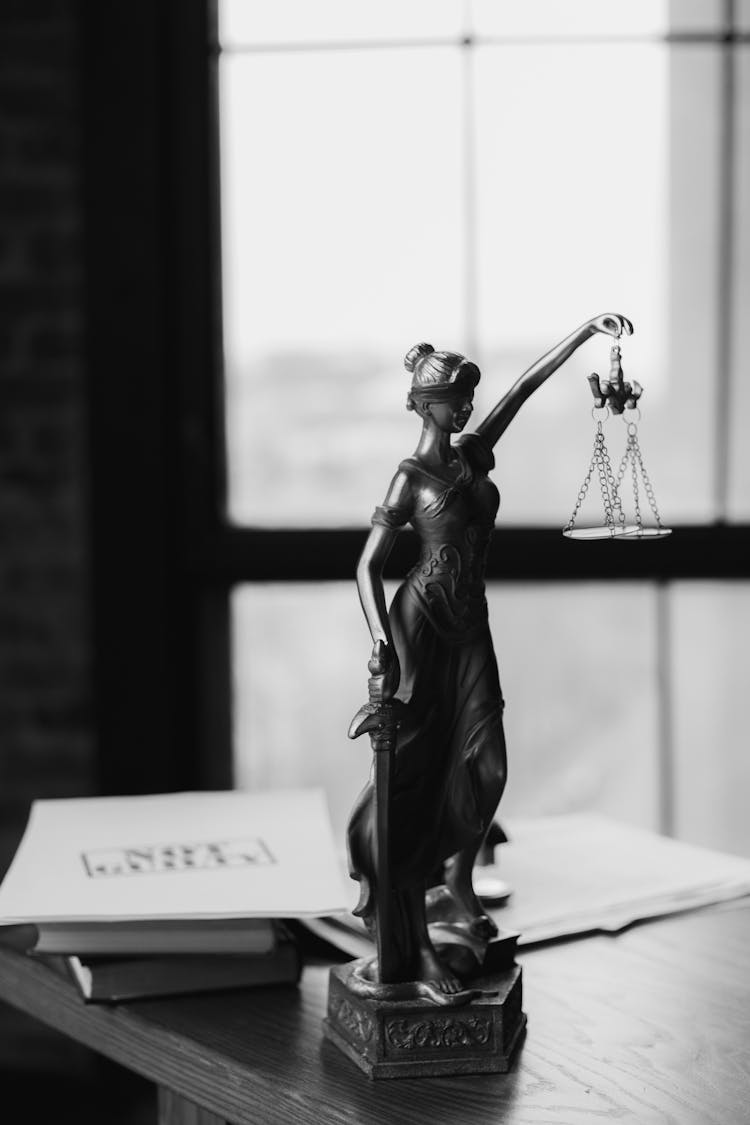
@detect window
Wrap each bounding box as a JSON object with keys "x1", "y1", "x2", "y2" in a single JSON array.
[
  {"x1": 83, "y1": 3, "x2": 750, "y2": 857},
  {"x1": 215, "y1": 2, "x2": 750, "y2": 852}
]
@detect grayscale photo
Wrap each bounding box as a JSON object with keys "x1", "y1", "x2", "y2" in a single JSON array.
[{"x1": 1, "y1": 2, "x2": 748, "y2": 1122}]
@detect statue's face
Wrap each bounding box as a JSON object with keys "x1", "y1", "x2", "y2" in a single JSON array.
[{"x1": 426, "y1": 394, "x2": 474, "y2": 434}]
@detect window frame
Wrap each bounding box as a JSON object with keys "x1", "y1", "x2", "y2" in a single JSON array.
[{"x1": 82, "y1": 1, "x2": 750, "y2": 797}]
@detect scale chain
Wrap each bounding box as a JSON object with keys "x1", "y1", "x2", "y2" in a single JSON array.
[
  {"x1": 632, "y1": 429, "x2": 665, "y2": 529},
  {"x1": 564, "y1": 418, "x2": 624, "y2": 537},
  {"x1": 630, "y1": 450, "x2": 642, "y2": 532},
  {"x1": 564, "y1": 424, "x2": 598, "y2": 534},
  {"x1": 613, "y1": 421, "x2": 666, "y2": 533},
  {"x1": 601, "y1": 426, "x2": 626, "y2": 533},
  {"x1": 595, "y1": 427, "x2": 614, "y2": 532}
]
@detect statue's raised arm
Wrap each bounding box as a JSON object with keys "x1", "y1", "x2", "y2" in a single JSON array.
[{"x1": 475, "y1": 313, "x2": 634, "y2": 450}]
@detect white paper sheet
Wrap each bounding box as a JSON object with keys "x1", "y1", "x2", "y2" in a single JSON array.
[
  {"x1": 0, "y1": 788, "x2": 350, "y2": 923},
  {"x1": 302, "y1": 813, "x2": 750, "y2": 954},
  {"x1": 488, "y1": 814, "x2": 750, "y2": 944}
]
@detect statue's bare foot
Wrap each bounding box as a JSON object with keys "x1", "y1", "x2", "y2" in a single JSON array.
[
  {"x1": 417, "y1": 946, "x2": 462, "y2": 993},
  {"x1": 416, "y1": 955, "x2": 485, "y2": 1007}
]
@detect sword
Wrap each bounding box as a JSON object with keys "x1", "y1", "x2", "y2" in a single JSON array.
[{"x1": 348, "y1": 640, "x2": 403, "y2": 983}]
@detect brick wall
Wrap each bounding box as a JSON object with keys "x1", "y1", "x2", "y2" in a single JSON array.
[
  {"x1": 0, "y1": 4, "x2": 152, "y2": 1107},
  {"x1": 0, "y1": 2, "x2": 93, "y2": 868}
]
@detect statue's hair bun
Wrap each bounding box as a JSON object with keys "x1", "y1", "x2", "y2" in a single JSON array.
[{"x1": 404, "y1": 342, "x2": 434, "y2": 373}]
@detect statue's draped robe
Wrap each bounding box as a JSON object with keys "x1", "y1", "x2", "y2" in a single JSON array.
[{"x1": 347, "y1": 433, "x2": 508, "y2": 967}]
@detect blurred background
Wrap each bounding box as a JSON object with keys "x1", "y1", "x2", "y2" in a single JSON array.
[
  {"x1": 220, "y1": 0, "x2": 750, "y2": 850},
  {"x1": 1, "y1": 0, "x2": 748, "y2": 1117}
]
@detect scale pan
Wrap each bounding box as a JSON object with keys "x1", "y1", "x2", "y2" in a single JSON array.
[
  {"x1": 563, "y1": 525, "x2": 672, "y2": 541},
  {"x1": 562, "y1": 526, "x2": 629, "y2": 540},
  {"x1": 618, "y1": 525, "x2": 673, "y2": 540}
]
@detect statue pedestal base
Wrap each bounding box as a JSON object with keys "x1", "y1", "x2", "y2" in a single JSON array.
[{"x1": 323, "y1": 956, "x2": 526, "y2": 1079}]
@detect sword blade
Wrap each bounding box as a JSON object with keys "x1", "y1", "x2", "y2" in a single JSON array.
[{"x1": 373, "y1": 734, "x2": 398, "y2": 982}]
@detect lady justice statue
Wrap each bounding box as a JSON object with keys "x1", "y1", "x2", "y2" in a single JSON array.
[{"x1": 324, "y1": 313, "x2": 633, "y2": 1077}]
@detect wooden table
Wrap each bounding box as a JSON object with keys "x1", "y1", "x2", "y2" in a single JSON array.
[{"x1": 1, "y1": 902, "x2": 749, "y2": 1124}]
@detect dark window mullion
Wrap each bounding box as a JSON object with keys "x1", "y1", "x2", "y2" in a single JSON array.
[{"x1": 187, "y1": 525, "x2": 750, "y2": 584}]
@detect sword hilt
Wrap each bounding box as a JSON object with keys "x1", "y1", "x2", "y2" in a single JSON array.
[
  {"x1": 349, "y1": 640, "x2": 402, "y2": 749},
  {"x1": 348, "y1": 700, "x2": 404, "y2": 750}
]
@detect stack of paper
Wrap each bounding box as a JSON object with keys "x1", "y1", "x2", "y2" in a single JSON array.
[
  {"x1": 302, "y1": 814, "x2": 750, "y2": 957},
  {"x1": 487, "y1": 814, "x2": 750, "y2": 945},
  {"x1": 0, "y1": 788, "x2": 350, "y2": 1001}
]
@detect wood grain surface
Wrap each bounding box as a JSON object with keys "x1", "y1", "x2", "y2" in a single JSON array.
[{"x1": 1, "y1": 903, "x2": 749, "y2": 1125}]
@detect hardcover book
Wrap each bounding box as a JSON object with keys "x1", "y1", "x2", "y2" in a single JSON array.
[{"x1": 52, "y1": 928, "x2": 303, "y2": 1003}]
